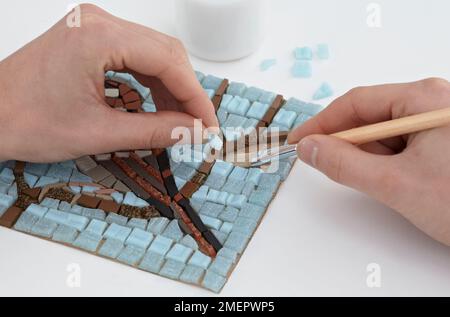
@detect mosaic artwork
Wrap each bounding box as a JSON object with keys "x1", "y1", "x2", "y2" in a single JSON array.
[{"x1": 0, "y1": 71, "x2": 323, "y2": 292}]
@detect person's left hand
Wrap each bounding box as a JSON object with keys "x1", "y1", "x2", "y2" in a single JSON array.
[{"x1": 0, "y1": 4, "x2": 218, "y2": 163}]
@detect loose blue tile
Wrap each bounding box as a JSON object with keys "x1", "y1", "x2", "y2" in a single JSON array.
[
  {"x1": 317, "y1": 43, "x2": 330, "y2": 60},
  {"x1": 117, "y1": 245, "x2": 146, "y2": 266},
  {"x1": 98, "y1": 238, "x2": 124, "y2": 259},
  {"x1": 160, "y1": 259, "x2": 186, "y2": 280},
  {"x1": 148, "y1": 235, "x2": 174, "y2": 256},
  {"x1": 103, "y1": 223, "x2": 132, "y2": 243},
  {"x1": 147, "y1": 217, "x2": 170, "y2": 235},
  {"x1": 313, "y1": 82, "x2": 334, "y2": 100},
  {"x1": 188, "y1": 251, "x2": 212, "y2": 269},
  {"x1": 292, "y1": 61, "x2": 312, "y2": 78},
  {"x1": 294, "y1": 46, "x2": 313, "y2": 60},
  {"x1": 139, "y1": 251, "x2": 165, "y2": 273},
  {"x1": 180, "y1": 265, "x2": 205, "y2": 285},
  {"x1": 73, "y1": 231, "x2": 102, "y2": 252},
  {"x1": 126, "y1": 228, "x2": 154, "y2": 249},
  {"x1": 260, "y1": 58, "x2": 277, "y2": 71},
  {"x1": 166, "y1": 244, "x2": 194, "y2": 264},
  {"x1": 202, "y1": 270, "x2": 226, "y2": 293},
  {"x1": 209, "y1": 256, "x2": 234, "y2": 277},
  {"x1": 52, "y1": 225, "x2": 79, "y2": 244}
]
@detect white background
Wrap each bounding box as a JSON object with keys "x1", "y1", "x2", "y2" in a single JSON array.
[{"x1": 1, "y1": 0, "x2": 450, "y2": 296}]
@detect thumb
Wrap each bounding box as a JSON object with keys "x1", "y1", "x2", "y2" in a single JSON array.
[
  {"x1": 297, "y1": 135, "x2": 396, "y2": 197},
  {"x1": 92, "y1": 109, "x2": 204, "y2": 153}
]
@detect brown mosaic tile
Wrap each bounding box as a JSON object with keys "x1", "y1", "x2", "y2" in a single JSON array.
[
  {"x1": 98, "y1": 200, "x2": 121, "y2": 214},
  {"x1": 0, "y1": 207, "x2": 24, "y2": 228},
  {"x1": 76, "y1": 194, "x2": 101, "y2": 209}
]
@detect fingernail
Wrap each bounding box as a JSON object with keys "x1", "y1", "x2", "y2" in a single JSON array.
[{"x1": 298, "y1": 138, "x2": 319, "y2": 167}]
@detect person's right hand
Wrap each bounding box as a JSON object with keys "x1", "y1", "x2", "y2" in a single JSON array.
[{"x1": 288, "y1": 78, "x2": 450, "y2": 246}]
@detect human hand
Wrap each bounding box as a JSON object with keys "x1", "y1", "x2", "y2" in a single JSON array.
[
  {"x1": 0, "y1": 4, "x2": 217, "y2": 163},
  {"x1": 288, "y1": 78, "x2": 450, "y2": 246}
]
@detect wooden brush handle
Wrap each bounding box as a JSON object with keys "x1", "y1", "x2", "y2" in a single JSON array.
[{"x1": 331, "y1": 107, "x2": 450, "y2": 145}]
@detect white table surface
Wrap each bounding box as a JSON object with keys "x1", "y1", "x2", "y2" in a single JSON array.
[{"x1": 1, "y1": 0, "x2": 449, "y2": 297}]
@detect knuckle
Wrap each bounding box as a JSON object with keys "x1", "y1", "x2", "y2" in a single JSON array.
[
  {"x1": 420, "y1": 77, "x2": 449, "y2": 91},
  {"x1": 167, "y1": 37, "x2": 189, "y2": 65}
]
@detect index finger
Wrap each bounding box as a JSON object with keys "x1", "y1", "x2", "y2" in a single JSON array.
[{"x1": 287, "y1": 83, "x2": 411, "y2": 144}]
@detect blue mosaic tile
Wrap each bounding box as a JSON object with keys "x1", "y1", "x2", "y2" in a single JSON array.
[
  {"x1": 173, "y1": 164, "x2": 197, "y2": 181},
  {"x1": 317, "y1": 43, "x2": 330, "y2": 60},
  {"x1": 246, "y1": 102, "x2": 270, "y2": 120},
  {"x1": 188, "y1": 251, "x2": 212, "y2": 270},
  {"x1": 206, "y1": 189, "x2": 229, "y2": 205},
  {"x1": 200, "y1": 215, "x2": 223, "y2": 231},
  {"x1": 248, "y1": 189, "x2": 274, "y2": 208},
  {"x1": 292, "y1": 61, "x2": 312, "y2": 78},
  {"x1": 123, "y1": 192, "x2": 149, "y2": 208},
  {"x1": 166, "y1": 244, "x2": 194, "y2": 264},
  {"x1": 219, "y1": 206, "x2": 239, "y2": 223},
  {"x1": 227, "y1": 82, "x2": 247, "y2": 96},
  {"x1": 26, "y1": 204, "x2": 48, "y2": 218},
  {"x1": 294, "y1": 46, "x2": 313, "y2": 60},
  {"x1": 204, "y1": 89, "x2": 215, "y2": 99},
  {"x1": 219, "y1": 94, "x2": 233, "y2": 109},
  {"x1": 111, "y1": 192, "x2": 124, "y2": 204},
  {"x1": 103, "y1": 223, "x2": 132, "y2": 243},
  {"x1": 40, "y1": 198, "x2": 60, "y2": 209},
  {"x1": 58, "y1": 201, "x2": 72, "y2": 212},
  {"x1": 204, "y1": 174, "x2": 227, "y2": 190},
  {"x1": 82, "y1": 186, "x2": 97, "y2": 193},
  {"x1": 162, "y1": 220, "x2": 184, "y2": 242},
  {"x1": 0, "y1": 168, "x2": 14, "y2": 183},
  {"x1": 209, "y1": 256, "x2": 234, "y2": 277},
  {"x1": 243, "y1": 87, "x2": 264, "y2": 103},
  {"x1": 189, "y1": 199, "x2": 204, "y2": 212},
  {"x1": 148, "y1": 235, "x2": 174, "y2": 256},
  {"x1": 195, "y1": 71, "x2": 205, "y2": 82},
  {"x1": 73, "y1": 231, "x2": 102, "y2": 252},
  {"x1": 202, "y1": 270, "x2": 226, "y2": 293},
  {"x1": 180, "y1": 265, "x2": 205, "y2": 285},
  {"x1": 81, "y1": 208, "x2": 106, "y2": 221},
  {"x1": 276, "y1": 161, "x2": 293, "y2": 181},
  {"x1": 180, "y1": 235, "x2": 199, "y2": 250},
  {"x1": 117, "y1": 245, "x2": 146, "y2": 266},
  {"x1": 127, "y1": 218, "x2": 148, "y2": 230},
  {"x1": 221, "y1": 179, "x2": 245, "y2": 195},
  {"x1": 226, "y1": 194, "x2": 247, "y2": 209},
  {"x1": 220, "y1": 222, "x2": 233, "y2": 235},
  {"x1": 211, "y1": 229, "x2": 228, "y2": 244},
  {"x1": 52, "y1": 225, "x2": 79, "y2": 244},
  {"x1": 139, "y1": 251, "x2": 165, "y2": 273},
  {"x1": 273, "y1": 109, "x2": 298, "y2": 129},
  {"x1": 259, "y1": 91, "x2": 277, "y2": 105},
  {"x1": 217, "y1": 108, "x2": 228, "y2": 125},
  {"x1": 46, "y1": 164, "x2": 72, "y2": 182},
  {"x1": 126, "y1": 228, "x2": 154, "y2": 249},
  {"x1": 260, "y1": 58, "x2": 277, "y2": 71},
  {"x1": 294, "y1": 113, "x2": 312, "y2": 128},
  {"x1": 227, "y1": 97, "x2": 251, "y2": 116},
  {"x1": 240, "y1": 203, "x2": 265, "y2": 222},
  {"x1": 258, "y1": 174, "x2": 282, "y2": 194},
  {"x1": 199, "y1": 202, "x2": 225, "y2": 218},
  {"x1": 23, "y1": 173, "x2": 38, "y2": 188},
  {"x1": 202, "y1": 75, "x2": 223, "y2": 90},
  {"x1": 98, "y1": 239, "x2": 124, "y2": 259},
  {"x1": 160, "y1": 259, "x2": 186, "y2": 280},
  {"x1": 14, "y1": 212, "x2": 39, "y2": 233},
  {"x1": 229, "y1": 166, "x2": 249, "y2": 181},
  {"x1": 44, "y1": 209, "x2": 89, "y2": 231},
  {"x1": 25, "y1": 163, "x2": 49, "y2": 176},
  {"x1": 313, "y1": 82, "x2": 334, "y2": 100},
  {"x1": 147, "y1": 217, "x2": 170, "y2": 235},
  {"x1": 246, "y1": 168, "x2": 263, "y2": 185},
  {"x1": 217, "y1": 247, "x2": 239, "y2": 264},
  {"x1": 105, "y1": 212, "x2": 128, "y2": 226},
  {"x1": 233, "y1": 216, "x2": 258, "y2": 235},
  {"x1": 224, "y1": 232, "x2": 250, "y2": 254},
  {"x1": 85, "y1": 219, "x2": 108, "y2": 236}
]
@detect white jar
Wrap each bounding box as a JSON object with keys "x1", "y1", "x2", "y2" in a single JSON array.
[{"x1": 174, "y1": 0, "x2": 269, "y2": 62}]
